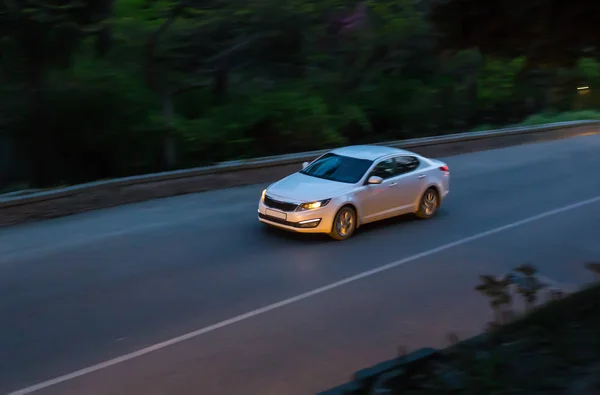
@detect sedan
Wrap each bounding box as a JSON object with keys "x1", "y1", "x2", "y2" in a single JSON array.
[{"x1": 258, "y1": 145, "x2": 450, "y2": 240}]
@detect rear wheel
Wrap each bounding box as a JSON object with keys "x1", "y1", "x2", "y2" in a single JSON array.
[
  {"x1": 329, "y1": 206, "x2": 357, "y2": 240},
  {"x1": 415, "y1": 188, "x2": 439, "y2": 219}
]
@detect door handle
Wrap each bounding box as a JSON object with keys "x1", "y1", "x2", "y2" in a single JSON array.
[
  {"x1": 417, "y1": 174, "x2": 426, "y2": 179},
  {"x1": 389, "y1": 182, "x2": 398, "y2": 187}
]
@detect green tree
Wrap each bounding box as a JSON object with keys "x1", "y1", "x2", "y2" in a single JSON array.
[
  {"x1": 429, "y1": 0, "x2": 600, "y2": 67},
  {"x1": 1, "y1": 0, "x2": 111, "y2": 186}
]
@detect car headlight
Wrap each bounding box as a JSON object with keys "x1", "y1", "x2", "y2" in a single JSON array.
[
  {"x1": 297, "y1": 199, "x2": 331, "y2": 211},
  {"x1": 261, "y1": 189, "x2": 266, "y2": 202}
]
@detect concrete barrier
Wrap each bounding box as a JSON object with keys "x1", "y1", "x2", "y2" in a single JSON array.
[
  {"x1": 314, "y1": 335, "x2": 493, "y2": 394},
  {"x1": 1, "y1": 120, "x2": 598, "y2": 227},
  {"x1": 315, "y1": 348, "x2": 440, "y2": 395}
]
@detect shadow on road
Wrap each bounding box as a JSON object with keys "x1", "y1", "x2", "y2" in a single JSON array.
[{"x1": 260, "y1": 209, "x2": 450, "y2": 243}]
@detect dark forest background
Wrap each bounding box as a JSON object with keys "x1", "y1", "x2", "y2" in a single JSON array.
[{"x1": 1, "y1": 0, "x2": 599, "y2": 189}]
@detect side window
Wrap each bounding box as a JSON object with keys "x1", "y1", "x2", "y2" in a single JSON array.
[
  {"x1": 369, "y1": 158, "x2": 396, "y2": 180},
  {"x1": 395, "y1": 156, "x2": 420, "y2": 175}
]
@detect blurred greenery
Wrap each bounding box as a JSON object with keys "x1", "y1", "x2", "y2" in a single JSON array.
[
  {"x1": 396, "y1": 266, "x2": 600, "y2": 395},
  {"x1": 519, "y1": 110, "x2": 600, "y2": 126},
  {"x1": 1, "y1": 0, "x2": 600, "y2": 187}
]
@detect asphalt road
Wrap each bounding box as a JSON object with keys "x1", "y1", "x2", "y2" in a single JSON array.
[{"x1": 2, "y1": 134, "x2": 600, "y2": 395}]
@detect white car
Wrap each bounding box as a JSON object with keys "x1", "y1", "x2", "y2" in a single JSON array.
[{"x1": 258, "y1": 145, "x2": 450, "y2": 240}]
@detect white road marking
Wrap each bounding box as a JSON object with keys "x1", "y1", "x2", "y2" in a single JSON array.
[{"x1": 9, "y1": 194, "x2": 600, "y2": 395}]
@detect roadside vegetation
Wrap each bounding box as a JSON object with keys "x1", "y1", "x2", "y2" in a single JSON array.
[
  {"x1": 2, "y1": 0, "x2": 600, "y2": 189},
  {"x1": 520, "y1": 110, "x2": 600, "y2": 126},
  {"x1": 380, "y1": 263, "x2": 600, "y2": 394},
  {"x1": 470, "y1": 110, "x2": 600, "y2": 132}
]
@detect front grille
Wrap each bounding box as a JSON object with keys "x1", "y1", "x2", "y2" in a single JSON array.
[{"x1": 264, "y1": 195, "x2": 298, "y2": 212}]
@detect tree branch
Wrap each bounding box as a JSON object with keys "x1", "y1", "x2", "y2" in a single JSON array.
[
  {"x1": 145, "y1": 1, "x2": 187, "y2": 91},
  {"x1": 170, "y1": 81, "x2": 210, "y2": 96},
  {"x1": 203, "y1": 33, "x2": 265, "y2": 65}
]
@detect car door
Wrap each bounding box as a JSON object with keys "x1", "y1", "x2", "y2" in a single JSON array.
[
  {"x1": 359, "y1": 157, "x2": 400, "y2": 222},
  {"x1": 386, "y1": 155, "x2": 426, "y2": 213}
]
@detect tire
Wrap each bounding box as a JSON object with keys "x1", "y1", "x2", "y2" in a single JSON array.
[
  {"x1": 415, "y1": 187, "x2": 439, "y2": 219},
  {"x1": 329, "y1": 206, "x2": 357, "y2": 240}
]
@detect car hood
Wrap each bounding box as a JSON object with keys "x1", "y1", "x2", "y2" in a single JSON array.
[{"x1": 266, "y1": 172, "x2": 355, "y2": 202}]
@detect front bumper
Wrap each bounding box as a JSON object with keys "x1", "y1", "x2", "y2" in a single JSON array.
[{"x1": 257, "y1": 199, "x2": 336, "y2": 234}]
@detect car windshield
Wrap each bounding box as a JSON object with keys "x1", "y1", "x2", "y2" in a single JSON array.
[{"x1": 300, "y1": 153, "x2": 373, "y2": 184}]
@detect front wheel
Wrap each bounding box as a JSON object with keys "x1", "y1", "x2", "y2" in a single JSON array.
[
  {"x1": 329, "y1": 206, "x2": 357, "y2": 240},
  {"x1": 415, "y1": 188, "x2": 439, "y2": 219}
]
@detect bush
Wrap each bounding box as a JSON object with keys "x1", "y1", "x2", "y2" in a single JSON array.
[
  {"x1": 519, "y1": 110, "x2": 600, "y2": 126},
  {"x1": 381, "y1": 264, "x2": 600, "y2": 395},
  {"x1": 175, "y1": 86, "x2": 348, "y2": 164}
]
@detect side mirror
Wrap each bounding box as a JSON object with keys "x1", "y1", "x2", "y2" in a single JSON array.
[
  {"x1": 367, "y1": 176, "x2": 383, "y2": 185},
  {"x1": 302, "y1": 161, "x2": 309, "y2": 169}
]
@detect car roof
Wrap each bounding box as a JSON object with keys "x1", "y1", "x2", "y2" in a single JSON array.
[{"x1": 330, "y1": 145, "x2": 414, "y2": 161}]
